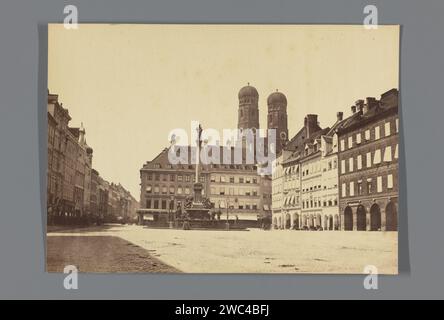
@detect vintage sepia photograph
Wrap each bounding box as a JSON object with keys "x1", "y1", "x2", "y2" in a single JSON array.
[{"x1": 46, "y1": 24, "x2": 399, "y2": 274}]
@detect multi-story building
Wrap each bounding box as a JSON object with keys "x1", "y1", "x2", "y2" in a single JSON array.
[
  {"x1": 90, "y1": 169, "x2": 99, "y2": 218},
  {"x1": 208, "y1": 155, "x2": 270, "y2": 225},
  {"x1": 97, "y1": 176, "x2": 109, "y2": 222},
  {"x1": 271, "y1": 150, "x2": 290, "y2": 229},
  {"x1": 299, "y1": 112, "x2": 345, "y2": 230},
  {"x1": 67, "y1": 127, "x2": 86, "y2": 217},
  {"x1": 318, "y1": 127, "x2": 341, "y2": 230},
  {"x1": 138, "y1": 146, "x2": 271, "y2": 227},
  {"x1": 138, "y1": 84, "x2": 276, "y2": 228},
  {"x1": 108, "y1": 182, "x2": 139, "y2": 222},
  {"x1": 138, "y1": 147, "x2": 208, "y2": 225},
  {"x1": 47, "y1": 92, "x2": 71, "y2": 222},
  {"x1": 47, "y1": 91, "x2": 137, "y2": 225},
  {"x1": 337, "y1": 89, "x2": 399, "y2": 231},
  {"x1": 300, "y1": 128, "x2": 330, "y2": 229},
  {"x1": 47, "y1": 111, "x2": 57, "y2": 221},
  {"x1": 271, "y1": 89, "x2": 399, "y2": 233},
  {"x1": 271, "y1": 114, "x2": 323, "y2": 229},
  {"x1": 281, "y1": 153, "x2": 302, "y2": 229}
]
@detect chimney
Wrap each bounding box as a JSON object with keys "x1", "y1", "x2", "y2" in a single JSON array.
[
  {"x1": 355, "y1": 100, "x2": 365, "y2": 113},
  {"x1": 351, "y1": 105, "x2": 356, "y2": 114},
  {"x1": 305, "y1": 114, "x2": 318, "y2": 138},
  {"x1": 366, "y1": 97, "x2": 377, "y2": 112},
  {"x1": 336, "y1": 112, "x2": 343, "y2": 121},
  {"x1": 306, "y1": 114, "x2": 318, "y2": 125}
]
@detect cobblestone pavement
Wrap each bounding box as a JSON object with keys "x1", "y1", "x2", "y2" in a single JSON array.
[{"x1": 48, "y1": 224, "x2": 398, "y2": 274}]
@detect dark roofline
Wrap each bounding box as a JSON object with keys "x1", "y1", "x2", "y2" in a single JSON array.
[
  {"x1": 300, "y1": 149, "x2": 321, "y2": 162},
  {"x1": 337, "y1": 105, "x2": 398, "y2": 135}
]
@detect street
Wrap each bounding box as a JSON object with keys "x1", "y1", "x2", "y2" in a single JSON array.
[{"x1": 47, "y1": 224, "x2": 397, "y2": 274}]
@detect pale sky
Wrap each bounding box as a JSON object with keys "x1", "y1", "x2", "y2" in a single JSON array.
[{"x1": 48, "y1": 24, "x2": 399, "y2": 198}]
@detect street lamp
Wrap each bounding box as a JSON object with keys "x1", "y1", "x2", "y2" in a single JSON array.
[
  {"x1": 222, "y1": 197, "x2": 238, "y2": 231},
  {"x1": 225, "y1": 200, "x2": 230, "y2": 231},
  {"x1": 168, "y1": 195, "x2": 174, "y2": 229}
]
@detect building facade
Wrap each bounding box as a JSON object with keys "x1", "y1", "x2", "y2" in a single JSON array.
[
  {"x1": 138, "y1": 146, "x2": 271, "y2": 227},
  {"x1": 271, "y1": 114, "x2": 323, "y2": 229},
  {"x1": 271, "y1": 89, "x2": 398, "y2": 232},
  {"x1": 281, "y1": 153, "x2": 301, "y2": 229},
  {"x1": 47, "y1": 92, "x2": 71, "y2": 223},
  {"x1": 138, "y1": 147, "x2": 207, "y2": 225},
  {"x1": 138, "y1": 84, "x2": 275, "y2": 228},
  {"x1": 47, "y1": 111, "x2": 57, "y2": 223},
  {"x1": 319, "y1": 133, "x2": 340, "y2": 230},
  {"x1": 47, "y1": 91, "x2": 138, "y2": 225},
  {"x1": 208, "y1": 160, "x2": 270, "y2": 224},
  {"x1": 337, "y1": 89, "x2": 399, "y2": 231}
]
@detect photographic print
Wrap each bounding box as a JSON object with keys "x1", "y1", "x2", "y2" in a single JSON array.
[{"x1": 46, "y1": 24, "x2": 399, "y2": 274}]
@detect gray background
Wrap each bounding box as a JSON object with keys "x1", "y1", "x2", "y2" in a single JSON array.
[{"x1": 0, "y1": 0, "x2": 442, "y2": 299}]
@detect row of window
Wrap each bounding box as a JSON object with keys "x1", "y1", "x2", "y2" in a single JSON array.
[
  {"x1": 341, "y1": 174, "x2": 394, "y2": 197},
  {"x1": 145, "y1": 198, "x2": 262, "y2": 211},
  {"x1": 146, "y1": 185, "x2": 198, "y2": 196},
  {"x1": 210, "y1": 187, "x2": 259, "y2": 196},
  {"x1": 210, "y1": 175, "x2": 258, "y2": 184},
  {"x1": 151, "y1": 163, "x2": 257, "y2": 171},
  {"x1": 340, "y1": 144, "x2": 398, "y2": 174},
  {"x1": 340, "y1": 118, "x2": 399, "y2": 151},
  {"x1": 147, "y1": 173, "x2": 206, "y2": 183},
  {"x1": 215, "y1": 202, "x2": 259, "y2": 210},
  {"x1": 302, "y1": 184, "x2": 338, "y2": 193},
  {"x1": 146, "y1": 200, "x2": 264, "y2": 211},
  {"x1": 301, "y1": 159, "x2": 338, "y2": 177},
  {"x1": 302, "y1": 198, "x2": 338, "y2": 209},
  {"x1": 145, "y1": 199, "x2": 174, "y2": 210}
]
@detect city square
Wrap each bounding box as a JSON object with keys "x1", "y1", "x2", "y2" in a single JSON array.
[
  {"x1": 47, "y1": 224, "x2": 397, "y2": 274},
  {"x1": 46, "y1": 24, "x2": 399, "y2": 274}
]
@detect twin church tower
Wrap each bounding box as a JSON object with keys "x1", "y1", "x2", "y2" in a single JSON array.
[{"x1": 237, "y1": 83, "x2": 289, "y2": 154}]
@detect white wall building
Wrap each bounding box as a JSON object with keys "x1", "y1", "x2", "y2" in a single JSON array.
[{"x1": 271, "y1": 151, "x2": 291, "y2": 229}]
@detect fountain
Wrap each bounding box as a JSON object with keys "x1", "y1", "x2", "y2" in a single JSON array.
[{"x1": 179, "y1": 124, "x2": 246, "y2": 230}]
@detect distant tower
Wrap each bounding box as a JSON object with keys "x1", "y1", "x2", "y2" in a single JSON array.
[
  {"x1": 79, "y1": 122, "x2": 86, "y2": 146},
  {"x1": 267, "y1": 90, "x2": 288, "y2": 155},
  {"x1": 238, "y1": 83, "x2": 260, "y2": 131}
]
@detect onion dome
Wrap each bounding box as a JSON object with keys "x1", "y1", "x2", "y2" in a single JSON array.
[
  {"x1": 238, "y1": 83, "x2": 259, "y2": 99},
  {"x1": 267, "y1": 90, "x2": 287, "y2": 106}
]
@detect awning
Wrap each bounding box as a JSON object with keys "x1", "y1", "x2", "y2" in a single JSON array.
[
  {"x1": 219, "y1": 202, "x2": 226, "y2": 209},
  {"x1": 290, "y1": 195, "x2": 296, "y2": 205},
  {"x1": 236, "y1": 213, "x2": 259, "y2": 221},
  {"x1": 220, "y1": 213, "x2": 258, "y2": 221},
  {"x1": 137, "y1": 208, "x2": 167, "y2": 213},
  {"x1": 283, "y1": 197, "x2": 288, "y2": 205},
  {"x1": 263, "y1": 204, "x2": 270, "y2": 211}
]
